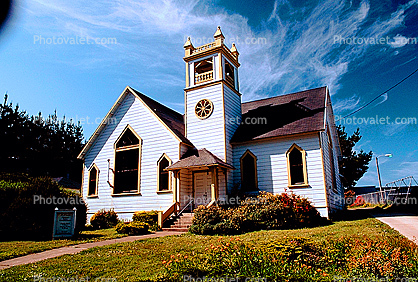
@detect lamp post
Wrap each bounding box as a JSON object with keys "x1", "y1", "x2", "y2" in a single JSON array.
[{"x1": 376, "y1": 153, "x2": 392, "y2": 202}]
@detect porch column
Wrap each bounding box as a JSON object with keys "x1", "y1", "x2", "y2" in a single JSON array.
[
  {"x1": 210, "y1": 167, "x2": 219, "y2": 202},
  {"x1": 172, "y1": 170, "x2": 178, "y2": 203}
]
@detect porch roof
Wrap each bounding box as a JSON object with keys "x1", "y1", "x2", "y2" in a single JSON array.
[{"x1": 165, "y1": 148, "x2": 234, "y2": 171}]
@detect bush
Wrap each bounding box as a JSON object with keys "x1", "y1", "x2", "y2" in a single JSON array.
[
  {"x1": 190, "y1": 192, "x2": 322, "y2": 235},
  {"x1": 0, "y1": 174, "x2": 87, "y2": 240},
  {"x1": 116, "y1": 221, "x2": 149, "y2": 235},
  {"x1": 90, "y1": 209, "x2": 119, "y2": 229},
  {"x1": 132, "y1": 210, "x2": 159, "y2": 231}
]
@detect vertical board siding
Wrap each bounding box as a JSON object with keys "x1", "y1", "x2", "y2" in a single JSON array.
[
  {"x1": 186, "y1": 84, "x2": 226, "y2": 160},
  {"x1": 321, "y1": 130, "x2": 344, "y2": 213},
  {"x1": 321, "y1": 93, "x2": 344, "y2": 213},
  {"x1": 232, "y1": 134, "x2": 329, "y2": 217},
  {"x1": 82, "y1": 93, "x2": 180, "y2": 221},
  {"x1": 179, "y1": 169, "x2": 192, "y2": 209}
]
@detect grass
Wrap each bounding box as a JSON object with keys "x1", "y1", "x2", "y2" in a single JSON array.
[
  {"x1": 0, "y1": 228, "x2": 125, "y2": 262},
  {"x1": 0, "y1": 211, "x2": 417, "y2": 281}
]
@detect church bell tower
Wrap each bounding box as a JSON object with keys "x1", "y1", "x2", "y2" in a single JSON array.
[{"x1": 183, "y1": 26, "x2": 242, "y2": 164}]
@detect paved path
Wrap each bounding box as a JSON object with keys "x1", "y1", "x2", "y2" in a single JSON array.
[
  {"x1": 0, "y1": 231, "x2": 184, "y2": 270},
  {"x1": 374, "y1": 213, "x2": 418, "y2": 245}
]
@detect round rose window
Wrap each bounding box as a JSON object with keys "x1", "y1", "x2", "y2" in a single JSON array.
[{"x1": 195, "y1": 99, "x2": 213, "y2": 119}]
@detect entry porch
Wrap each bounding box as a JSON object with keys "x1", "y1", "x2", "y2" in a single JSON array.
[{"x1": 157, "y1": 148, "x2": 234, "y2": 227}]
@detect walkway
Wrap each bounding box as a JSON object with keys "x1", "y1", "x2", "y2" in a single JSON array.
[
  {"x1": 0, "y1": 231, "x2": 184, "y2": 270},
  {"x1": 374, "y1": 213, "x2": 418, "y2": 245}
]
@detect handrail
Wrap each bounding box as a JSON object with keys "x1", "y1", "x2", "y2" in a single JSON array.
[
  {"x1": 178, "y1": 198, "x2": 194, "y2": 215},
  {"x1": 158, "y1": 202, "x2": 179, "y2": 228},
  {"x1": 207, "y1": 199, "x2": 217, "y2": 208}
]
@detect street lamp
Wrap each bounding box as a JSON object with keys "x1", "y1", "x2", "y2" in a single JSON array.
[{"x1": 375, "y1": 153, "x2": 392, "y2": 201}]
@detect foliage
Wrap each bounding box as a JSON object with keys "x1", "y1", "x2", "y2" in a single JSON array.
[
  {"x1": 337, "y1": 125, "x2": 373, "y2": 189},
  {"x1": 133, "y1": 210, "x2": 159, "y2": 231},
  {"x1": 0, "y1": 174, "x2": 87, "y2": 240},
  {"x1": 2, "y1": 215, "x2": 417, "y2": 281},
  {"x1": 162, "y1": 235, "x2": 418, "y2": 281},
  {"x1": 190, "y1": 192, "x2": 322, "y2": 235},
  {"x1": 0, "y1": 94, "x2": 84, "y2": 182},
  {"x1": 115, "y1": 221, "x2": 149, "y2": 235},
  {"x1": 90, "y1": 209, "x2": 119, "y2": 229}
]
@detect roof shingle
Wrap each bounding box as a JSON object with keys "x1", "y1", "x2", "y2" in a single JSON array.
[
  {"x1": 166, "y1": 148, "x2": 234, "y2": 170},
  {"x1": 231, "y1": 86, "x2": 327, "y2": 143}
]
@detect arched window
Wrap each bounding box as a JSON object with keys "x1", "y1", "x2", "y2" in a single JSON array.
[
  {"x1": 240, "y1": 150, "x2": 258, "y2": 192},
  {"x1": 113, "y1": 125, "x2": 141, "y2": 194},
  {"x1": 157, "y1": 154, "x2": 172, "y2": 192},
  {"x1": 88, "y1": 164, "x2": 99, "y2": 196},
  {"x1": 286, "y1": 144, "x2": 308, "y2": 187}
]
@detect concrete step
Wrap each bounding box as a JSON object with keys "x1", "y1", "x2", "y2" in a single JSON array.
[
  {"x1": 162, "y1": 227, "x2": 189, "y2": 232},
  {"x1": 171, "y1": 224, "x2": 191, "y2": 228}
]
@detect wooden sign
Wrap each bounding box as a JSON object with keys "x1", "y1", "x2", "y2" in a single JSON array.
[{"x1": 53, "y1": 208, "x2": 76, "y2": 239}]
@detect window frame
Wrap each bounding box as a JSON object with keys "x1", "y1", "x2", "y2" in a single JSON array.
[
  {"x1": 286, "y1": 143, "x2": 309, "y2": 188},
  {"x1": 240, "y1": 149, "x2": 258, "y2": 192},
  {"x1": 87, "y1": 163, "x2": 99, "y2": 197},
  {"x1": 157, "y1": 153, "x2": 173, "y2": 194},
  {"x1": 112, "y1": 125, "x2": 142, "y2": 195}
]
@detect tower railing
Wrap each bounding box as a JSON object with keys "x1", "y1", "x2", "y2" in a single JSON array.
[
  {"x1": 192, "y1": 42, "x2": 216, "y2": 54},
  {"x1": 195, "y1": 70, "x2": 214, "y2": 84}
]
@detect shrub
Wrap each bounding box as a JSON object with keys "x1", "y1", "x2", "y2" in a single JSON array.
[
  {"x1": 116, "y1": 221, "x2": 149, "y2": 235},
  {"x1": 132, "y1": 210, "x2": 159, "y2": 231},
  {"x1": 189, "y1": 192, "x2": 322, "y2": 235},
  {"x1": 0, "y1": 174, "x2": 87, "y2": 240},
  {"x1": 90, "y1": 209, "x2": 119, "y2": 229}
]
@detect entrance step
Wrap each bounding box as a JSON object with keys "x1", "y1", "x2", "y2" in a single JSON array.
[{"x1": 162, "y1": 212, "x2": 194, "y2": 232}]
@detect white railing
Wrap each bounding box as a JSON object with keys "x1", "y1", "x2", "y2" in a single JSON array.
[
  {"x1": 195, "y1": 70, "x2": 213, "y2": 84},
  {"x1": 192, "y1": 42, "x2": 216, "y2": 54}
]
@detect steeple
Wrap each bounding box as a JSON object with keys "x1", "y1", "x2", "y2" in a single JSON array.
[
  {"x1": 183, "y1": 26, "x2": 240, "y2": 89},
  {"x1": 182, "y1": 27, "x2": 242, "y2": 164}
]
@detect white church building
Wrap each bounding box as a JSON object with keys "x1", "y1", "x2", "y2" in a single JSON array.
[{"x1": 78, "y1": 27, "x2": 344, "y2": 224}]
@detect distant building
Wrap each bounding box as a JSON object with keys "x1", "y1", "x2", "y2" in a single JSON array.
[{"x1": 77, "y1": 27, "x2": 343, "y2": 221}]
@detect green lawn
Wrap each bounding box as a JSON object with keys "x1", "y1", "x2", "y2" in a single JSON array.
[
  {"x1": 0, "y1": 228, "x2": 125, "y2": 261},
  {"x1": 1, "y1": 214, "x2": 417, "y2": 281}
]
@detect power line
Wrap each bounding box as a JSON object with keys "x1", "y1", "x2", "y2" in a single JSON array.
[{"x1": 336, "y1": 65, "x2": 418, "y2": 121}]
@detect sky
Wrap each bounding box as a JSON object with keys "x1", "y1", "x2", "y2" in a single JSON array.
[{"x1": 0, "y1": 0, "x2": 417, "y2": 187}]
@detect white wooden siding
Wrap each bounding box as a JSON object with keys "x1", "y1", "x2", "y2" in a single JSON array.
[
  {"x1": 232, "y1": 134, "x2": 329, "y2": 217},
  {"x1": 82, "y1": 92, "x2": 180, "y2": 221},
  {"x1": 321, "y1": 93, "x2": 344, "y2": 213},
  {"x1": 179, "y1": 169, "x2": 193, "y2": 210},
  {"x1": 321, "y1": 128, "x2": 344, "y2": 212},
  {"x1": 186, "y1": 83, "x2": 226, "y2": 160}
]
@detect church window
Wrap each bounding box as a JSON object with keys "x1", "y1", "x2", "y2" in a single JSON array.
[
  {"x1": 286, "y1": 144, "x2": 308, "y2": 187},
  {"x1": 113, "y1": 125, "x2": 141, "y2": 194}
]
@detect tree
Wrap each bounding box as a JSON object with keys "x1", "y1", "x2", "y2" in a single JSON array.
[
  {"x1": 0, "y1": 94, "x2": 84, "y2": 181},
  {"x1": 337, "y1": 125, "x2": 373, "y2": 189}
]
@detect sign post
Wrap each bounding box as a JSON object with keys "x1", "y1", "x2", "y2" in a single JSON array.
[{"x1": 53, "y1": 207, "x2": 77, "y2": 239}]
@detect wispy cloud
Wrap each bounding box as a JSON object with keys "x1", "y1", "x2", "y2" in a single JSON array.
[
  {"x1": 334, "y1": 94, "x2": 361, "y2": 113},
  {"x1": 20, "y1": 0, "x2": 417, "y2": 101},
  {"x1": 393, "y1": 161, "x2": 418, "y2": 178}
]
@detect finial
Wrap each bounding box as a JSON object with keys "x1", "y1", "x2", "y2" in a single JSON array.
[
  {"x1": 183, "y1": 36, "x2": 193, "y2": 48},
  {"x1": 230, "y1": 43, "x2": 239, "y2": 58},
  {"x1": 214, "y1": 26, "x2": 224, "y2": 39}
]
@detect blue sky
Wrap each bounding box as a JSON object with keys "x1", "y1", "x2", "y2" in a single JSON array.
[{"x1": 0, "y1": 0, "x2": 417, "y2": 187}]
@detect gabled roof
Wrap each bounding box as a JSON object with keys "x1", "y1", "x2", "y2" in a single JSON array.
[
  {"x1": 166, "y1": 148, "x2": 234, "y2": 170},
  {"x1": 77, "y1": 86, "x2": 193, "y2": 160},
  {"x1": 231, "y1": 86, "x2": 327, "y2": 143}
]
